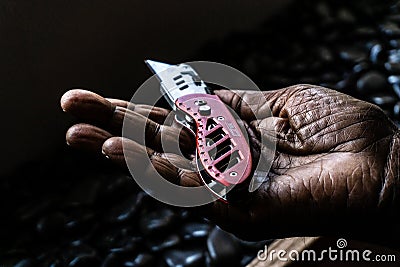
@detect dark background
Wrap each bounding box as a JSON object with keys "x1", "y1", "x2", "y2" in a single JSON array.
[{"x1": 0, "y1": 0, "x2": 289, "y2": 177}]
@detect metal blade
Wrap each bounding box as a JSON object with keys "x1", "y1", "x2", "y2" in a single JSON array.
[
  {"x1": 145, "y1": 60, "x2": 173, "y2": 74},
  {"x1": 144, "y1": 59, "x2": 209, "y2": 109}
]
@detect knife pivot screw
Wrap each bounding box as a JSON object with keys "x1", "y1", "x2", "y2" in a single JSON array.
[
  {"x1": 230, "y1": 171, "x2": 238, "y2": 177},
  {"x1": 217, "y1": 116, "x2": 224, "y2": 121},
  {"x1": 195, "y1": 99, "x2": 207, "y2": 106},
  {"x1": 198, "y1": 105, "x2": 211, "y2": 116}
]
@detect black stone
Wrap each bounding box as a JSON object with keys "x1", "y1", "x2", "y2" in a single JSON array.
[
  {"x1": 339, "y1": 47, "x2": 367, "y2": 63},
  {"x1": 99, "y1": 175, "x2": 138, "y2": 204},
  {"x1": 385, "y1": 62, "x2": 400, "y2": 73},
  {"x1": 388, "y1": 14, "x2": 400, "y2": 22},
  {"x1": 68, "y1": 254, "x2": 100, "y2": 267},
  {"x1": 370, "y1": 44, "x2": 386, "y2": 64},
  {"x1": 64, "y1": 178, "x2": 102, "y2": 207},
  {"x1": 356, "y1": 71, "x2": 388, "y2": 94},
  {"x1": 64, "y1": 208, "x2": 96, "y2": 236},
  {"x1": 388, "y1": 75, "x2": 400, "y2": 84},
  {"x1": 369, "y1": 94, "x2": 398, "y2": 106},
  {"x1": 390, "y1": 39, "x2": 400, "y2": 48},
  {"x1": 101, "y1": 252, "x2": 123, "y2": 267},
  {"x1": 336, "y1": 8, "x2": 356, "y2": 24},
  {"x1": 164, "y1": 249, "x2": 204, "y2": 267},
  {"x1": 14, "y1": 259, "x2": 35, "y2": 267},
  {"x1": 352, "y1": 62, "x2": 370, "y2": 74},
  {"x1": 180, "y1": 223, "x2": 211, "y2": 241},
  {"x1": 354, "y1": 26, "x2": 377, "y2": 37},
  {"x1": 381, "y1": 22, "x2": 400, "y2": 37},
  {"x1": 62, "y1": 242, "x2": 97, "y2": 264},
  {"x1": 36, "y1": 212, "x2": 67, "y2": 237},
  {"x1": 146, "y1": 234, "x2": 181, "y2": 253},
  {"x1": 206, "y1": 227, "x2": 241, "y2": 267},
  {"x1": 104, "y1": 193, "x2": 144, "y2": 224},
  {"x1": 388, "y1": 76, "x2": 400, "y2": 97},
  {"x1": 139, "y1": 208, "x2": 178, "y2": 236},
  {"x1": 394, "y1": 102, "x2": 400, "y2": 119},
  {"x1": 316, "y1": 46, "x2": 334, "y2": 63},
  {"x1": 393, "y1": 84, "x2": 400, "y2": 98},
  {"x1": 94, "y1": 227, "x2": 140, "y2": 252},
  {"x1": 320, "y1": 72, "x2": 340, "y2": 83},
  {"x1": 124, "y1": 253, "x2": 156, "y2": 267},
  {"x1": 389, "y1": 49, "x2": 400, "y2": 63}
]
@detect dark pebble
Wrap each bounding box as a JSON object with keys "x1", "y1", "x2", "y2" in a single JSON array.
[
  {"x1": 68, "y1": 254, "x2": 100, "y2": 267},
  {"x1": 238, "y1": 239, "x2": 269, "y2": 251},
  {"x1": 36, "y1": 212, "x2": 67, "y2": 237},
  {"x1": 388, "y1": 14, "x2": 400, "y2": 22},
  {"x1": 139, "y1": 208, "x2": 178, "y2": 236},
  {"x1": 316, "y1": 46, "x2": 334, "y2": 63},
  {"x1": 390, "y1": 39, "x2": 400, "y2": 48},
  {"x1": 337, "y1": 8, "x2": 356, "y2": 24},
  {"x1": 62, "y1": 242, "x2": 97, "y2": 262},
  {"x1": 101, "y1": 252, "x2": 124, "y2": 267},
  {"x1": 354, "y1": 26, "x2": 377, "y2": 37},
  {"x1": 388, "y1": 75, "x2": 400, "y2": 98},
  {"x1": 94, "y1": 227, "x2": 140, "y2": 252},
  {"x1": 339, "y1": 47, "x2": 367, "y2": 63},
  {"x1": 370, "y1": 44, "x2": 386, "y2": 64},
  {"x1": 369, "y1": 94, "x2": 398, "y2": 106},
  {"x1": 385, "y1": 62, "x2": 400, "y2": 73},
  {"x1": 101, "y1": 250, "x2": 150, "y2": 267},
  {"x1": 146, "y1": 234, "x2": 181, "y2": 253},
  {"x1": 381, "y1": 22, "x2": 400, "y2": 37},
  {"x1": 64, "y1": 178, "x2": 102, "y2": 207},
  {"x1": 356, "y1": 71, "x2": 388, "y2": 94},
  {"x1": 99, "y1": 175, "x2": 138, "y2": 203},
  {"x1": 394, "y1": 102, "x2": 400, "y2": 119},
  {"x1": 389, "y1": 49, "x2": 400, "y2": 63},
  {"x1": 352, "y1": 62, "x2": 370, "y2": 74},
  {"x1": 240, "y1": 255, "x2": 255, "y2": 266},
  {"x1": 124, "y1": 253, "x2": 156, "y2": 267},
  {"x1": 206, "y1": 227, "x2": 241, "y2": 267},
  {"x1": 164, "y1": 249, "x2": 204, "y2": 267},
  {"x1": 14, "y1": 259, "x2": 35, "y2": 267},
  {"x1": 16, "y1": 199, "x2": 51, "y2": 223},
  {"x1": 320, "y1": 72, "x2": 340, "y2": 83},
  {"x1": 393, "y1": 84, "x2": 400, "y2": 98},
  {"x1": 180, "y1": 223, "x2": 211, "y2": 241},
  {"x1": 64, "y1": 208, "x2": 96, "y2": 236},
  {"x1": 105, "y1": 192, "x2": 145, "y2": 224}
]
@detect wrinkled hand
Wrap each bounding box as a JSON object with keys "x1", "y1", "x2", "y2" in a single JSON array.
[{"x1": 61, "y1": 84, "x2": 399, "y2": 242}]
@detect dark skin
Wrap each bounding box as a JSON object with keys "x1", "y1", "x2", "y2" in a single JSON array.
[{"x1": 61, "y1": 84, "x2": 400, "y2": 245}]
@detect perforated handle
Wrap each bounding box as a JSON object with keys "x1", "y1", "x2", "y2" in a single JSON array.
[{"x1": 175, "y1": 93, "x2": 252, "y2": 186}]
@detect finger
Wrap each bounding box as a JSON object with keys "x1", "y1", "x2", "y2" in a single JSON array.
[
  {"x1": 66, "y1": 123, "x2": 113, "y2": 152},
  {"x1": 122, "y1": 108, "x2": 195, "y2": 154},
  {"x1": 61, "y1": 89, "x2": 171, "y2": 129},
  {"x1": 102, "y1": 137, "x2": 200, "y2": 187},
  {"x1": 107, "y1": 98, "x2": 171, "y2": 125},
  {"x1": 61, "y1": 89, "x2": 114, "y2": 124}
]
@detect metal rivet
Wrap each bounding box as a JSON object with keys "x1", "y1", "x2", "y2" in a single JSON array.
[
  {"x1": 195, "y1": 99, "x2": 207, "y2": 106},
  {"x1": 217, "y1": 116, "x2": 224, "y2": 120},
  {"x1": 230, "y1": 171, "x2": 238, "y2": 177}
]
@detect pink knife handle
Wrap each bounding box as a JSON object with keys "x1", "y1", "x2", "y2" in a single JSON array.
[{"x1": 175, "y1": 93, "x2": 252, "y2": 186}]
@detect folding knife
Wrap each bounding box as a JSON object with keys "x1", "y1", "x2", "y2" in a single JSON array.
[{"x1": 145, "y1": 60, "x2": 252, "y2": 201}]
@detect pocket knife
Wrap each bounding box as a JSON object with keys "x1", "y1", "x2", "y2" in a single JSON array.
[{"x1": 146, "y1": 60, "x2": 252, "y2": 201}]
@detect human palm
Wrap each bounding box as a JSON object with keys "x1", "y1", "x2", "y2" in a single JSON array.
[{"x1": 61, "y1": 84, "x2": 399, "y2": 242}]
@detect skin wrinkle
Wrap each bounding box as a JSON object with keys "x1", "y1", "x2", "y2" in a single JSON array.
[
  {"x1": 380, "y1": 131, "x2": 400, "y2": 208},
  {"x1": 305, "y1": 118, "x2": 376, "y2": 145}
]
